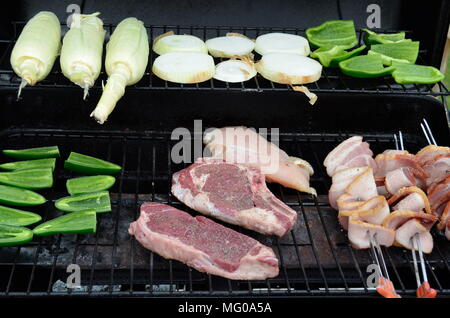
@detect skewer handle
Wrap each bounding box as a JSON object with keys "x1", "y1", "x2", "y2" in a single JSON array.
[
  {"x1": 376, "y1": 277, "x2": 402, "y2": 298},
  {"x1": 417, "y1": 282, "x2": 437, "y2": 298}
]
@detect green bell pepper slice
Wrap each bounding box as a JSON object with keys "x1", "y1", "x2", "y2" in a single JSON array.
[
  {"x1": 55, "y1": 191, "x2": 111, "y2": 213},
  {"x1": 368, "y1": 41, "x2": 419, "y2": 66},
  {"x1": 33, "y1": 209, "x2": 97, "y2": 236},
  {"x1": 0, "y1": 184, "x2": 46, "y2": 206},
  {"x1": 0, "y1": 158, "x2": 56, "y2": 171},
  {"x1": 3, "y1": 146, "x2": 60, "y2": 159},
  {"x1": 391, "y1": 61, "x2": 445, "y2": 84},
  {"x1": 310, "y1": 45, "x2": 366, "y2": 67},
  {"x1": 66, "y1": 175, "x2": 116, "y2": 195},
  {"x1": 362, "y1": 29, "x2": 406, "y2": 45},
  {"x1": 0, "y1": 224, "x2": 33, "y2": 246},
  {"x1": 0, "y1": 168, "x2": 53, "y2": 190},
  {"x1": 0, "y1": 205, "x2": 41, "y2": 226},
  {"x1": 64, "y1": 152, "x2": 122, "y2": 175},
  {"x1": 306, "y1": 20, "x2": 357, "y2": 49},
  {"x1": 339, "y1": 54, "x2": 394, "y2": 78}
]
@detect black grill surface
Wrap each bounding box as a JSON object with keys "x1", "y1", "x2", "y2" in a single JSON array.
[
  {"x1": 0, "y1": 23, "x2": 449, "y2": 100},
  {"x1": 0, "y1": 128, "x2": 449, "y2": 297}
]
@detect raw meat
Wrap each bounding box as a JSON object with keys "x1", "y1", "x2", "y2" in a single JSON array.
[
  {"x1": 384, "y1": 168, "x2": 417, "y2": 195},
  {"x1": 423, "y1": 154, "x2": 450, "y2": 187},
  {"x1": 129, "y1": 202, "x2": 279, "y2": 280},
  {"x1": 347, "y1": 215, "x2": 395, "y2": 249},
  {"x1": 374, "y1": 153, "x2": 428, "y2": 179},
  {"x1": 416, "y1": 145, "x2": 450, "y2": 165},
  {"x1": 338, "y1": 195, "x2": 390, "y2": 230},
  {"x1": 427, "y1": 175, "x2": 450, "y2": 216},
  {"x1": 171, "y1": 157, "x2": 297, "y2": 237},
  {"x1": 203, "y1": 126, "x2": 316, "y2": 195},
  {"x1": 387, "y1": 186, "x2": 431, "y2": 214},
  {"x1": 395, "y1": 219, "x2": 434, "y2": 253},
  {"x1": 437, "y1": 202, "x2": 450, "y2": 240},
  {"x1": 328, "y1": 166, "x2": 367, "y2": 209},
  {"x1": 323, "y1": 136, "x2": 374, "y2": 177}
]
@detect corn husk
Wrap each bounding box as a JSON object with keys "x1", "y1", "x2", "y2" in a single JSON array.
[
  {"x1": 90, "y1": 17, "x2": 149, "y2": 124},
  {"x1": 60, "y1": 12, "x2": 105, "y2": 99},
  {"x1": 10, "y1": 11, "x2": 61, "y2": 97}
]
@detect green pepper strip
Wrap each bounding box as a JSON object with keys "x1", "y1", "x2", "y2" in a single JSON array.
[
  {"x1": 311, "y1": 45, "x2": 366, "y2": 67},
  {"x1": 339, "y1": 54, "x2": 395, "y2": 78},
  {"x1": 33, "y1": 209, "x2": 97, "y2": 236},
  {"x1": 0, "y1": 158, "x2": 56, "y2": 171},
  {"x1": 306, "y1": 20, "x2": 358, "y2": 49},
  {"x1": 0, "y1": 205, "x2": 41, "y2": 226},
  {"x1": 64, "y1": 152, "x2": 122, "y2": 175},
  {"x1": 0, "y1": 168, "x2": 53, "y2": 190},
  {"x1": 0, "y1": 224, "x2": 33, "y2": 246},
  {"x1": 2, "y1": 146, "x2": 60, "y2": 159},
  {"x1": 66, "y1": 175, "x2": 116, "y2": 195},
  {"x1": 391, "y1": 61, "x2": 445, "y2": 84},
  {"x1": 0, "y1": 184, "x2": 46, "y2": 206},
  {"x1": 362, "y1": 28, "x2": 406, "y2": 45},
  {"x1": 368, "y1": 41, "x2": 419, "y2": 66},
  {"x1": 55, "y1": 191, "x2": 111, "y2": 213}
]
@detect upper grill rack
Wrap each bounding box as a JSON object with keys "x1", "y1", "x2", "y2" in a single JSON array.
[
  {"x1": 0, "y1": 128, "x2": 449, "y2": 297},
  {"x1": 0, "y1": 22, "x2": 449, "y2": 99}
]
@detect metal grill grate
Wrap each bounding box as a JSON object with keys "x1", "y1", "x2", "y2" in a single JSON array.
[
  {"x1": 0, "y1": 128, "x2": 448, "y2": 297},
  {"x1": 0, "y1": 23, "x2": 449, "y2": 98}
]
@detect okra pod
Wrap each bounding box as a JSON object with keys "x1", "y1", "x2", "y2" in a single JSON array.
[
  {"x1": 0, "y1": 158, "x2": 56, "y2": 171},
  {"x1": 0, "y1": 184, "x2": 46, "y2": 206},
  {"x1": 64, "y1": 152, "x2": 122, "y2": 175},
  {"x1": 0, "y1": 224, "x2": 33, "y2": 246},
  {"x1": 33, "y1": 209, "x2": 97, "y2": 236},
  {"x1": 0, "y1": 168, "x2": 53, "y2": 190},
  {"x1": 0, "y1": 205, "x2": 41, "y2": 226},
  {"x1": 66, "y1": 175, "x2": 116, "y2": 195},
  {"x1": 55, "y1": 191, "x2": 111, "y2": 213},
  {"x1": 3, "y1": 146, "x2": 60, "y2": 159}
]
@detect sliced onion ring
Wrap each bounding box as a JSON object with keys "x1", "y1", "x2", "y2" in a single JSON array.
[
  {"x1": 206, "y1": 34, "x2": 255, "y2": 58},
  {"x1": 255, "y1": 53, "x2": 322, "y2": 84},
  {"x1": 152, "y1": 52, "x2": 215, "y2": 84},
  {"x1": 213, "y1": 59, "x2": 257, "y2": 83},
  {"x1": 255, "y1": 33, "x2": 310, "y2": 56},
  {"x1": 153, "y1": 32, "x2": 207, "y2": 55}
]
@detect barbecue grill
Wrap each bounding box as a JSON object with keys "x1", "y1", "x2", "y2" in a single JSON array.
[{"x1": 0, "y1": 0, "x2": 449, "y2": 298}]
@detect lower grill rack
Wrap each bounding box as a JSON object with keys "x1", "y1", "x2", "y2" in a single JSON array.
[{"x1": 0, "y1": 128, "x2": 449, "y2": 297}]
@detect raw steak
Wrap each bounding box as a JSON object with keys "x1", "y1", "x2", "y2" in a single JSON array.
[
  {"x1": 171, "y1": 157, "x2": 297, "y2": 237},
  {"x1": 129, "y1": 202, "x2": 279, "y2": 280}
]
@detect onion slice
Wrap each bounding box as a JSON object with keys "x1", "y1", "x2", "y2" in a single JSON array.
[
  {"x1": 255, "y1": 33, "x2": 310, "y2": 56},
  {"x1": 206, "y1": 34, "x2": 255, "y2": 58},
  {"x1": 153, "y1": 32, "x2": 207, "y2": 55},
  {"x1": 152, "y1": 52, "x2": 215, "y2": 84},
  {"x1": 255, "y1": 53, "x2": 322, "y2": 84},
  {"x1": 213, "y1": 59, "x2": 257, "y2": 83}
]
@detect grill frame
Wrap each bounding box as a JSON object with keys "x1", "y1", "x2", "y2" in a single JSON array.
[{"x1": 0, "y1": 128, "x2": 448, "y2": 298}]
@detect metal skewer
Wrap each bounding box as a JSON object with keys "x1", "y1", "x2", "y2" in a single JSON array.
[
  {"x1": 362, "y1": 132, "x2": 407, "y2": 298},
  {"x1": 410, "y1": 233, "x2": 437, "y2": 298},
  {"x1": 368, "y1": 231, "x2": 400, "y2": 298},
  {"x1": 420, "y1": 118, "x2": 437, "y2": 146},
  {"x1": 410, "y1": 235, "x2": 422, "y2": 288},
  {"x1": 369, "y1": 233, "x2": 390, "y2": 281},
  {"x1": 411, "y1": 122, "x2": 439, "y2": 298}
]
